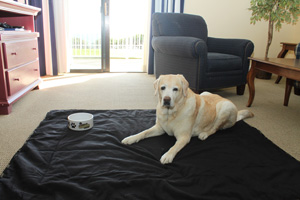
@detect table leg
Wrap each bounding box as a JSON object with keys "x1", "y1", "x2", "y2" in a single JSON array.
[
  {"x1": 284, "y1": 78, "x2": 293, "y2": 106},
  {"x1": 277, "y1": 48, "x2": 288, "y2": 58},
  {"x1": 275, "y1": 49, "x2": 288, "y2": 84},
  {"x1": 275, "y1": 76, "x2": 282, "y2": 84},
  {"x1": 247, "y1": 61, "x2": 257, "y2": 107}
]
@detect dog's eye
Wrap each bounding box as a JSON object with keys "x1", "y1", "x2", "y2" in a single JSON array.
[
  {"x1": 173, "y1": 88, "x2": 178, "y2": 92},
  {"x1": 161, "y1": 86, "x2": 166, "y2": 90}
]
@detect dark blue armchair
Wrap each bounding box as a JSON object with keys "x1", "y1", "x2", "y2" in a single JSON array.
[{"x1": 151, "y1": 13, "x2": 254, "y2": 95}]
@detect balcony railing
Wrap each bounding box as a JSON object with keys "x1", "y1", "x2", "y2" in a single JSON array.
[{"x1": 72, "y1": 33, "x2": 144, "y2": 59}]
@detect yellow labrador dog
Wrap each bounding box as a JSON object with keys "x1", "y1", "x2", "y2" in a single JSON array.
[{"x1": 122, "y1": 74, "x2": 253, "y2": 164}]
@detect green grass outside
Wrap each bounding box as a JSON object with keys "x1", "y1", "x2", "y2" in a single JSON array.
[{"x1": 73, "y1": 49, "x2": 100, "y2": 56}]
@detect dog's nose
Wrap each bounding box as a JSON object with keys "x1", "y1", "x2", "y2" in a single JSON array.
[{"x1": 163, "y1": 96, "x2": 171, "y2": 106}]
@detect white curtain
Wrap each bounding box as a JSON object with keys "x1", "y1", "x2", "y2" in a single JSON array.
[{"x1": 52, "y1": 0, "x2": 71, "y2": 73}]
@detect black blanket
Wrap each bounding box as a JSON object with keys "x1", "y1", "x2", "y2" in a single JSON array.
[{"x1": 1, "y1": 110, "x2": 300, "y2": 200}]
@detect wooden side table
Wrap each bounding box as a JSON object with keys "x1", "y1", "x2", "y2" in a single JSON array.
[
  {"x1": 247, "y1": 58, "x2": 300, "y2": 107},
  {"x1": 277, "y1": 42, "x2": 297, "y2": 58},
  {"x1": 275, "y1": 42, "x2": 297, "y2": 83},
  {"x1": 275, "y1": 42, "x2": 300, "y2": 95}
]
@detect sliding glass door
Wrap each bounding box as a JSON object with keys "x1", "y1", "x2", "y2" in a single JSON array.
[
  {"x1": 69, "y1": 0, "x2": 103, "y2": 72},
  {"x1": 109, "y1": 0, "x2": 148, "y2": 72},
  {"x1": 68, "y1": 0, "x2": 148, "y2": 73}
]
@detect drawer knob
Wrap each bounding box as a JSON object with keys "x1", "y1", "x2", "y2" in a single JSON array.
[
  {"x1": 13, "y1": 78, "x2": 20, "y2": 81},
  {"x1": 32, "y1": 48, "x2": 37, "y2": 50},
  {"x1": 11, "y1": 52, "x2": 17, "y2": 55},
  {"x1": 33, "y1": 69, "x2": 38, "y2": 71}
]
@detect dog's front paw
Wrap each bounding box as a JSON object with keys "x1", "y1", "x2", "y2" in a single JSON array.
[
  {"x1": 160, "y1": 152, "x2": 175, "y2": 164},
  {"x1": 198, "y1": 132, "x2": 208, "y2": 140},
  {"x1": 121, "y1": 135, "x2": 139, "y2": 145}
]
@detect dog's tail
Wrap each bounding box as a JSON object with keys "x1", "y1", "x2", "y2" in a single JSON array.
[{"x1": 237, "y1": 110, "x2": 254, "y2": 121}]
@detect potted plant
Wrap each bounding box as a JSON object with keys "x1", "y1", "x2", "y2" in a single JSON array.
[{"x1": 249, "y1": 0, "x2": 300, "y2": 79}]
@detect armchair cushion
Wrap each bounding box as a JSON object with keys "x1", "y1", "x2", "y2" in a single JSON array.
[
  {"x1": 207, "y1": 37, "x2": 253, "y2": 58},
  {"x1": 207, "y1": 53, "x2": 242, "y2": 73}
]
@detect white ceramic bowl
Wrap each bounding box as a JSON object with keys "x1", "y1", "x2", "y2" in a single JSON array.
[{"x1": 68, "y1": 113, "x2": 93, "y2": 131}]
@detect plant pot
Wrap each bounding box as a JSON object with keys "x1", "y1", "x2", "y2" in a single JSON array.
[{"x1": 255, "y1": 70, "x2": 272, "y2": 79}]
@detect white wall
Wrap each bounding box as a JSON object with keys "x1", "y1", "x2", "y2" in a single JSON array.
[{"x1": 184, "y1": 0, "x2": 300, "y2": 58}]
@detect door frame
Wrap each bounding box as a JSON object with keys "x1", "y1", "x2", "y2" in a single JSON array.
[{"x1": 101, "y1": 0, "x2": 110, "y2": 72}]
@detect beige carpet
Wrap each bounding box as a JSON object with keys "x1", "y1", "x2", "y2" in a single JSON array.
[{"x1": 1, "y1": 73, "x2": 300, "y2": 174}]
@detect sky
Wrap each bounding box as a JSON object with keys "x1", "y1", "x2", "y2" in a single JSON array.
[{"x1": 68, "y1": 0, "x2": 149, "y2": 38}]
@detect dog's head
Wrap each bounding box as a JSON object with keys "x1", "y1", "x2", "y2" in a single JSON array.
[{"x1": 154, "y1": 74, "x2": 189, "y2": 109}]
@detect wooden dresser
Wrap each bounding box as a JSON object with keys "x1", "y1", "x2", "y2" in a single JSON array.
[{"x1": 0, "y1": 1, "x2": 41, "y2": 115}]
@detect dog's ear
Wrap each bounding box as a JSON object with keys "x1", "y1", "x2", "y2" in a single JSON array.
[
  {"x1": 153, "y1": 76, "x2": 160, "y2": 96},
  {"x1": 179, "y1": 75, "x2": 189, "y2": 97}
]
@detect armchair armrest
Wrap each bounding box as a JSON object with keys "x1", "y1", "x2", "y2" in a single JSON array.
[
  {"x1": 152, "y1": 36, "x2": 207, "y2": 58},
  {"x1": 207, "y1": 37, "x2": 254, "y2": 58}
]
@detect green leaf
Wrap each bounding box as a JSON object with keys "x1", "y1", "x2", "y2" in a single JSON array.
[{"x1": 249, "y1": 0, "x2": 300, "y2": 30}]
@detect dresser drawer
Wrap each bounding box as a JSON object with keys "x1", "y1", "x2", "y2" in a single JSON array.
[
  {"x1": 6, "y1": 60, "x2": 40, "y2": 96},
  {"x1": 3, "y1": 39, "x2": 38, "y2": 69}
]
